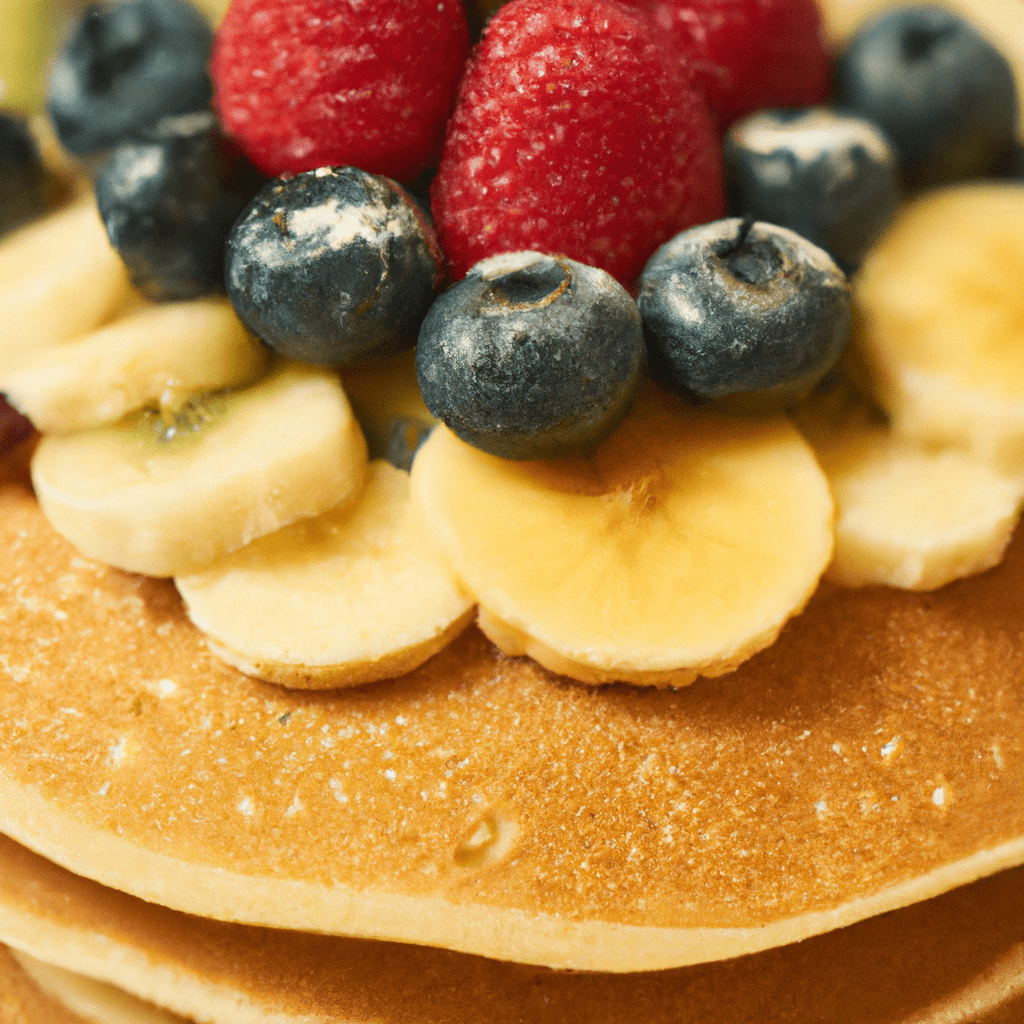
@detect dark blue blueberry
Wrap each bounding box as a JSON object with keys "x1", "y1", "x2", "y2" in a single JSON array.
[
  {"x1": 725, "y1": 108, "x2": 900, "y2": 274},
  {"x1": 995, "y1": 140, "x2": 1024, "y2": 180},
  {"x1": 637, "y1": 218, "x2": 851, "y2": 409},
  {"x1": 226, "y1": 166, "x2": 446, "y2": 368},
  {"x1": 416, "y1": 252, "x2": 646, "y2": 460},
  {"x1": 834, "y1": 5, "x2": 1018, "y2": 187},
  {"x1": 380, "y1": 416, "x2": 433, "y2": 472},
  {"x1": 48, "y1": 0, "x2": 213, "y2": 156},
  {"x1": 95, "y1": 113, "x2": 264, "y2": 301},
  {"x1": 0, "y1": 114, "x2": 47, "y2": 237}
]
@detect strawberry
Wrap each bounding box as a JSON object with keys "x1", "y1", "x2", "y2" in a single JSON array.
[
  {"x1": 210, "y1": 0, "x2": 469, "y2": 183},
  {"x1": 430, "y1": 0, "x2": 725, "y2": 289},
  {"x1": 622, "y1": 0, "x2": 831, "y2": 131}
]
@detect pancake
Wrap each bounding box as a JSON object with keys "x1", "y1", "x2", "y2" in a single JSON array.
[
  {"x1": 0, "y1": 944, "x2": 93, "y2": 1024},
  {"x1": 1, "y1": 440, "x2": 1023, "y2": 971},
  {"x1": 1, "y1": 831, "x2": 1024, "y2": 1023},
  {"x1": 7, "y1": 952, "x2": 184, "y2": 1024}
]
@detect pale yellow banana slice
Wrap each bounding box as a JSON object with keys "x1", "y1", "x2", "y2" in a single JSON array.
[
  {"x1": 854, "y1": 184, "x2": 1024, "y2": 474},
  {"x1": 0, "y1": 298, "x2": 270, "y2": 433},
  {"x1": 176, "y1": 461, "x2": 474, "y2": 689},
  {"x1": 340, "y1": 349, "x2": 438, "y2": 469},
  {"x1": 802, "y1": 412, "x2": 1024, "y2": 590},
  {"x1": 0, "y1": 202, "x2": 135, "y2": 363},
  {"x1": 32, "y1": 363, "x2": 367, "y2": 577},
  {"x1": 410, "y1": 386, "x2": 834, "y2": 688},
  {"x1": 0, "y1": 0, "x2": 53, "y2": 110}
]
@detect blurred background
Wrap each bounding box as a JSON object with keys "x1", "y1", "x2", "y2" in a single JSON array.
[{"x1": 0, "y1": 0, "x2": 231, "y2": 110}]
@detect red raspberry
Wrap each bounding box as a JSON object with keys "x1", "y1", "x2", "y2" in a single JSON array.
[
  {"x1": 430, "y1": 0, "x2": 725, "y2": 289},
  {"x1": 622, "y1": 0, "x2": 831, "y2": 131},
  {"x1": 210, "y1": 0, "x2": 470, "y2": 183}
]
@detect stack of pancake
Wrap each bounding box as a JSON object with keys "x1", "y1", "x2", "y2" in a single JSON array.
[
  {"x1": 2, "y1": 0, "x2": 1024, "y2": 1020},
  {"x1": 1, "y1": 429, "x2": 1024, "y2": 1017}
]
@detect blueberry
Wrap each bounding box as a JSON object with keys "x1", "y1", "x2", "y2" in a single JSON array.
[
  {"x1": 637, "y1": 218, "x2": 851, "y2": 409},
  {"x1": 725, "y1": 108, "x2": 900, "y2": 274},
  {"x1": 226, "y1": 166, "x2": 446, "y2": 368},
  {"x1": 0, "y1": 114, "x2": 47, "y2": 237},
  {"x1": 416, "y1": 252, "x2": 646, "y2": 460},
  {"x1": 996, "y1": 140, "x2": 1024, "y2": 180},
  {"x1": 48, "y1": 0, "x2": 213, "y2": 156},
  {"x1": 381, "y1": 416, "x2": 433, "y2": 472},
  {"x1": 834, "y1": 5, "x2": 1018, "y2": 187},
  {"x1": 95, "y1": 113, "x2": 264, "y2": 301}
]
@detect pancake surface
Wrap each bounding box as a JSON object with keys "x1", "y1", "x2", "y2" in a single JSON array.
[
  {"x1": 0, "y1": 944, "x2": 91, "y2": 1024},
  {"x1": 1, "y1": 438, "x2": 1024, "y2": 969},
  {"x1": 1, "y1": 833, "x2": 1024, "y2": 1023}
]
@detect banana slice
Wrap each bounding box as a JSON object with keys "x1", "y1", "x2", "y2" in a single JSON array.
[
  {"x1": 176, "y1": 460, "x2": 474, "y2": 689},
  {"x1": 410, "y1": 385, "x2": 834, "y2": 687},
  {"x1": 32, "y1": 363, "x2": 367, "y2": 577},
  {"x1": 801, "y1": 409, "x2": 1024, "y2": 590},
  {"x1": 855, "y1": 184, "x2": 1024, "y2": 474},
  {"x1": 0, "y1": 201, "x2": 135, "y2": 363},
  {"x1": 0, "y1": 298, "x2": 270, "y2": 433},
  {"x1": 340, "y1": 349, "x2": 438, "y2": 470}
]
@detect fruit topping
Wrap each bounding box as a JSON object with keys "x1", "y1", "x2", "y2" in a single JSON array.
[
  {"x1": 430, "y1": 0, "x2": 725, "y2": 288},
  {"x1": 623, "y1": 0, "x2": 832, "y2": 132},
  {"x1": 30, "y1": 363, "x2": 367, "y2": 577},
  {"x1": 0, "y1": 298, "x2": 268, "y2": 434},
  {"x1": 416, "y1": 252, "x2": 646, "y2": 460},
  {"x1": 637, "y1": 218, "x2": 850, "y2": 410},
  {"x1": 0, "y1": 201, "x2": 133, "y2": 361},
  {"x1": 854, "y1": 183, "x2": 1024, "y2": 474},
  {"x1": 175, "y1": 460, "x2": 474, "y2": 689},
  {"x1": 0, "y1": 114, "x2": 47, "y2": 238},
  {"x1": 0, "y1": 396, "x2": 32, "y2": 454},
  {"x1": 210, "y1": 0, "x2": 469, "y2": 182},
  {"x1": 724, "y1": 107, "x2": 899, "y2": 274},
  {"x1": 410, "y1": 384, "x2": 834, "y2": 687},
  {"x1": 48, "y1": 0, "x2": 214, "y2": 156},
  {"x1": 226, "y1": 166, "x2": 445, "y2": 368},
  {"x1": 798, "y1": 394, "x2": 1024, "y2": 591},
  {"x1": 834, "y1": 4, "x2": 1019, "y2": 187},
  {"x1": 340, "y1": 350, "x2": 438, "y2": 472},
  {"x1": 95, "y1": 112, "x2": 264, "y2": 301}
]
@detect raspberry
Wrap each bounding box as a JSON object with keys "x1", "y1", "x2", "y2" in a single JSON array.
[
  {"x1": 623, "y1": 0, "x2": 831, "y2": 131},
  {"x1": 210, "y1": 0, "x2": 469, "y2": 183},
  {"x1": 430, "y1": 0, "x2": 725, "y2": 289}
]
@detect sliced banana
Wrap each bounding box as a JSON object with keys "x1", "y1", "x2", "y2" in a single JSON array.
[
  {"x1": 800, "y1": 405, "x2": 1024, "y2": 589},
  {"x1": 410, "y1": 385, "x2": 834, "y2": 687},
  {"x1": 340, "y1": 349, "x2": 438, "y2": 470},
  {"x1": 32, "y1": 363, "x2": 367, "y2": 577},
  {"x1": 854, "y1": 184, "x2": 1024, "y2": 474},
  {"x1": 0, "y1": 201, "x2": 135, "y2": 363},
  {"x1": 176, "y1": 460, "x2": 474, "y2": 689},
  {"x1": 0, "y1": 298, "x2": 270, "y2": 433}
]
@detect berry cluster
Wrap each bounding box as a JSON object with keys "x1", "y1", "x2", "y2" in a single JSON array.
[{"x1": 31, "y1": 0, "x2": 1024, "y2": 460}]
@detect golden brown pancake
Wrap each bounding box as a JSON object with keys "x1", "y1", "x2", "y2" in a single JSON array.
[
  {"x1": 1, "y1": 439, "x2": 1023, "y2": 970},
  {"x1": 0, "y1": 944, "x2": 93, "y2": 1024},
  {"x1": 7, "y1": 951, "x2": 184, "y2": 1024},
  {"x1": 1, "y1": 832, "x2": 1024, "y2": 1023}
]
